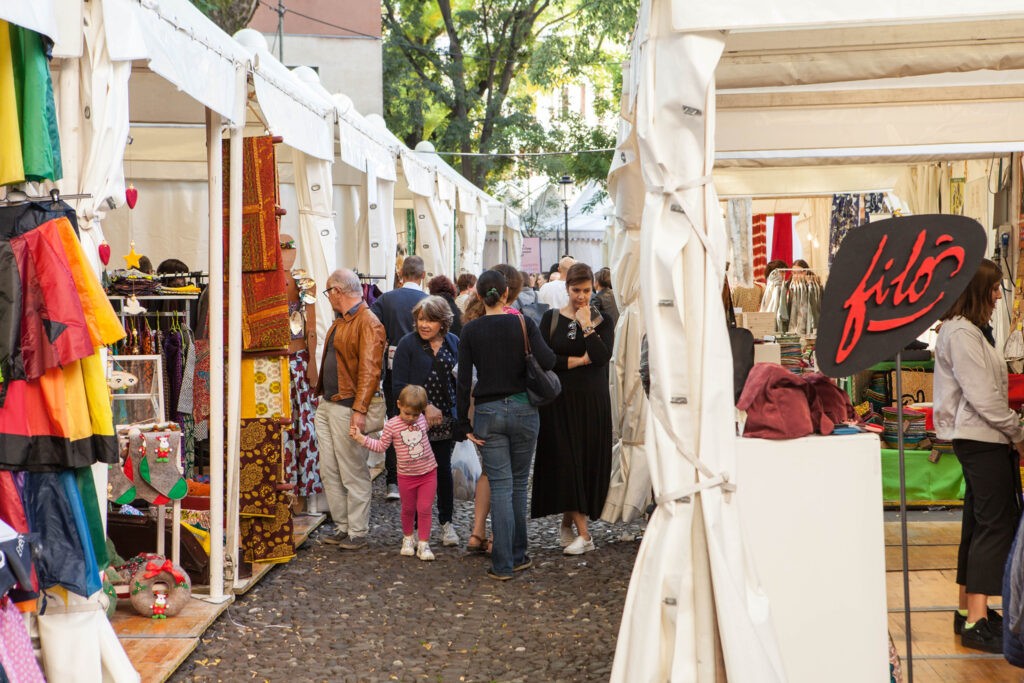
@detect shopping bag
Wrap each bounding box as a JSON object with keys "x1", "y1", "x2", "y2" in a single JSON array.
[{"x1": 450, "y1": 440, "x2": 481, "y2": 501}]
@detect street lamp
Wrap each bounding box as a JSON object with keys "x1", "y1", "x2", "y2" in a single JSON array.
[{"x1": 558, "y1": 174, "x2": 573, "y2": 259}]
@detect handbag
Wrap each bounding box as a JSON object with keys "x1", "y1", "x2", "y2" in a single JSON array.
[
  {"x1": 362, "y1": 390, "x2": 387, "y2": 434},
  {"x1": 519, "y1": 315, "x2": 561, "y2": 406}
]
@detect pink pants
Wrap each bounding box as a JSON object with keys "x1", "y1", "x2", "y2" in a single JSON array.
[{"x1": 399, "y1": 471, "x2": 437, "y2": 541}]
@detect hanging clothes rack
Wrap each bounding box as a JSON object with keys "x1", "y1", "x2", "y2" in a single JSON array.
[{"x1": 0, "y1": 189, "x2": 92, "y2": 204}]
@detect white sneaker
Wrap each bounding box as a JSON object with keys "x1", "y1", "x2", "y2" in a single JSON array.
[
  {"x1": 416, "y1": 541, "x2": 435, "y2": 561},
  {"x1": 441, "y1": 522, "x2": 459, "y2": 547},
  {"x1": 400, "y1": 534, "x2": 416, "y2": 557},
  {"x1": 559, "y1": 525, "x2": 576, "y2": 548},
  {"x1": 563, "y1": 535, "x2": 595, "y2": 555},
  {"x1": 386, "y1": 484, "x2": 400, "y2": 501}
]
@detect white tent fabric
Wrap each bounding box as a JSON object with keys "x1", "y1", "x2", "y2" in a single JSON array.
[
  {"x1": 610, "y1": 0, "x2": 785, "y2": 679},
  {"x1": 413, "y1": 193, "x2": 452, "y2": 278},
  {"x1": 602, "y1": 91, "x2": 651, "y2": 524},
  {"x1": 0, "y1": 1, "x2": 58, "y2": 38},
  {"x1": 292, "y1": 151, "x2": 335, "y2": 364},
  {"x1": 232, "y1": 31, "x2": 334, "y2": 162},
  {"x1": 360, "y1": 170, "x2": 398, "y2": 286},
  {"x1": 102, "y1": 0, "x2": 247, "y2": 125},
  {"x1": 54, "y1": 0, "x2": 131, "y2": 276}
]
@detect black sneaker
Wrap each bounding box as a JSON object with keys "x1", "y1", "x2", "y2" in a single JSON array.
[
  {"x1": 953, "y1": 609, "x2": 1003, "y2": 636},
  {"x1": 961, "y1": 618, "x2": 1002, "y2": 654}
]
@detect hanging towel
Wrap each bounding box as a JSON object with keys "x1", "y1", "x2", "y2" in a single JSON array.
[{"x1": 770, "y1": 214, "x2": 793, "y2": 265}]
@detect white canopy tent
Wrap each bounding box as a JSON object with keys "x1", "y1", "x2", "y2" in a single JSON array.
[
  {"x1": 612, "y1": 1, "x2": 1024, "y2": 680},
  {"x1": 482, "y1": 201, "x2": 523, "y2": 269}
]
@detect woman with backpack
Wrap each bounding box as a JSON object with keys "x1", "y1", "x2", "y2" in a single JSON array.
[{"x1": 531, "y1": 262, "x2": 615, "y2": 555}]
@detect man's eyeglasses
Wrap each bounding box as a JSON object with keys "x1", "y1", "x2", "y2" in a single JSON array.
[{"x1": 322, "y1": 287, "x2": 340, "y2": 298}]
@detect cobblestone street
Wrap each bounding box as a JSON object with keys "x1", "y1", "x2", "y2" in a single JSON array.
[{"x1": 171, "y1": 478, "x2": 644, "y2": 682}]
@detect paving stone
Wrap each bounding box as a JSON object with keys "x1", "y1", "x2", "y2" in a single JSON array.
[{"x1": 170, "y1": 475, "x2": 644, "y2": 682}]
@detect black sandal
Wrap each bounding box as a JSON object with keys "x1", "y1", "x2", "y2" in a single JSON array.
[{"x1": 467, "y1": 534, "x2": 490, "y2": 554}]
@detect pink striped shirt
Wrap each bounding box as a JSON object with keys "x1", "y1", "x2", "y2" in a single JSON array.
[{"x1": 362, "y1": 414, "x2": 437, "y2": 477}]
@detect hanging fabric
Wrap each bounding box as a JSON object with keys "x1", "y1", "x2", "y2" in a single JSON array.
[
  {"x1": 726, "y1": 198, "x2": 754, "y2": 287},
  {"x1": 8, "y1": 25, "x2": 61, "y2": 182},
  {"x1": 0, "y1": 22, "x2": 24, "y2": 185},
  {"x1": 769, "y1": 213, "x2": 793, "y2": 265},
  {"x1": 829, "y1": 194, "x2": 861, "y2": 267},
  {"x1": 222, "y1": 136, "x2": 289, "y2": 352},
  {"x1": 238, "y1": 419, "x2": 295, "y2": 564},
  {"x1": 284, "y1": 349, "x2": 322, "y2": 497},
  {"x1": 752, "y1": 213, "x2": 767, "y2": 282}
]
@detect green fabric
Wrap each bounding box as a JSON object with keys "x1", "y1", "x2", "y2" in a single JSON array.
[
  {"x1": 75, "y1": 467, "x2": 111, "y2": 569},
  {"x1": 880, "y1": 448, "x2": 966, "y2": 505},
  {"x1": 9, "y1": 26, "x2": 61, "y2": 181},
  {"x1": 508, "y1": 392, "x2": 530, "y2": 404}
]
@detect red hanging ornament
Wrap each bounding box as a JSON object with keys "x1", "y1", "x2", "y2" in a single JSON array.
[
  {"x1": 125, "y1": 183, "x2": 138, "y2": 209},
  {"x1": 98, "y1": 241, "x2": 111, "y2": 266}
]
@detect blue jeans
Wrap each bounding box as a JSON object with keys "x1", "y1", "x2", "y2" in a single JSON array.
[{"x1": 473, "y1": 399, "x2": 540, "y2": 576}]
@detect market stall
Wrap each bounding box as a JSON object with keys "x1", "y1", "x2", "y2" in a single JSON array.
[{"x1": 610, "y1": 0, "x2": 1024, "y2": 680}]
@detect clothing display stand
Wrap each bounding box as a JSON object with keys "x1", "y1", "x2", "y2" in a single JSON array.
[{"x1": 895, "y1": 352, "x2": 914, "y2": 682}]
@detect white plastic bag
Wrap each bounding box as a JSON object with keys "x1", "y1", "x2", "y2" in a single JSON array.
[{"x1": 450, "y1": 440, "x2": 481, "y2": 501}]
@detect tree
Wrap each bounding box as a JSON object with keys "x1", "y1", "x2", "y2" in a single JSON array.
[
  {"x1": 189, "y1": 0, "x2": 259, "y2": 36},
  {"x1": 382, "y1": 0, "x2": 636, "y2": 190}
]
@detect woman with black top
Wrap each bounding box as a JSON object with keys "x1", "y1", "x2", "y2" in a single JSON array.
[
  {"x1": 457, "y1": 270, "x2": 554, "y2": 580},
  {"x1": 531, "y1": 262, "x2": 614, "y2": 555}
]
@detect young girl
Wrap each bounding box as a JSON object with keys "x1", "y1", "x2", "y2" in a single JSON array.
[{"x1": 350, "y1": 385, "x2": 438, "y2": 561}]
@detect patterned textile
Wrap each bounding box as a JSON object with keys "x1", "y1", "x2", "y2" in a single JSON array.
[
  {"x1": 223, "y1": 135, "x2": 280, "y2": 272},
  {"x1": 240, "y1": 270, "x2": 289, "y2": 352},
  {"x1": 421, "y1": 341, "x2": 457, "y2": 442},
  {"x1": 0, "y1": 599, "x2": 44, "y2": 683},
  {"x1": 180, "y1": 414, "x2": 196, "y2": 479},
  {"x1": 238, "y1": 418, "x2": 294, "y2": 564},
  {"x1": 239, "y1": 419, "x2": 283, "y2": 519},
  {"x1": 829, "y1": 194, "x2": 861, "y2": 267},
  {"x1": 950, "y1": 176, "x2": 965, "y2": 215},
  {"x1": 177, "y1": 329, "x2": 195, "y2": 415},
  {"x1": 223, "y1": 136, "x2": 289, "y2": 353},
  {"x1": 829, "y1": 193, "x2": 888, "y2": 267},
  {"x1": 752, "y1": 214, "x2": 767, "y2": 282},
  {"x1": 770, "y1": 213, "x2": 793, "y2": 265},
  {"x1": 162, "y1": 331, "x2": 183, "y2": 422},
  {"x1": 192, "y1": 339, "x2": 210, "y2": 433},
  {"x1": 240, "y1": 500, "x2": 294, "y2": 565},
  {"x1": 241, "y1": 356, "x2": 290, "y2": 421},
  {"x1": 726, "y1": 198, "x2": 754, "y2": 287},
  {"x1": 283, "y1": 350, "x2": 322, "y2": 496}
]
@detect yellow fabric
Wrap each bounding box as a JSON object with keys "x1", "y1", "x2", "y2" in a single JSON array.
[
  {"x1": 0, "y1": 23, "x2": 24, "y2": 185},
  {"x1": 182, "y1": 522, "x2": 211, "y2": 554},
  {"x1": 49, "y1": 218, "x2": 125, "y2": 346},
  {"x1": 82, "y1": 350, "x2": 114, "y2": 437},
  {"x1": 60, "y1": 361, "x2": 91, "y2": 442},
  {"x1": 240, "y1": 356, "x2": 291, "y2": 420}
]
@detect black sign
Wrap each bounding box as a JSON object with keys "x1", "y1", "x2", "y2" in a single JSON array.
[{"x1": 817, "y1": 214, "x2": 986, "y2": 377}]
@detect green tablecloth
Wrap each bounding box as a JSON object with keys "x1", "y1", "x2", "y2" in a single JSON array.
[{"x1": 880, "y1": 448, "x2": 965, "y2": 505}]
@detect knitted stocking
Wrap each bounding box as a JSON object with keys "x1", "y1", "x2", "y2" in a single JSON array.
[
  {"x1": 128, "y1": 429, "x2": 170, "y2": 506},
  {"x1": 139, "y1": 432, "x2": 188, "y2": 501},
  {"x1": 107, "y1": 456, "x2": 136, "y2": 505}
]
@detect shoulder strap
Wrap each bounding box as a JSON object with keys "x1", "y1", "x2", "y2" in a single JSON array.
[
  {"x1": 549, "y1": 309, "x2": 558, "y2": 338},
  {"x1": 518, "y1": 314, "x2": 531, "y2": 355}
]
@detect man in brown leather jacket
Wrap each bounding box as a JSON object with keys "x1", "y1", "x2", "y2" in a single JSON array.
[{"x1": 314, "y1": 269, "x2": 387, "y2": 549}]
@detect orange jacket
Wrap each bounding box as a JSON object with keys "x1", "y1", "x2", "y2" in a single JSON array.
[{"x1": 316, "y1": 301, "x2": 386, "y2": 413}]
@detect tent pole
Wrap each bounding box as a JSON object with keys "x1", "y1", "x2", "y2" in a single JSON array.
[
  {"x1": 205, "y1": 107, "x2": 226, "y2": 601},
  {"x1": 225, "y1": 68, "x2": 245, "y2": 590},
  {"x1": 896, "y1": 353, "x2": 914, "y2": 682}
]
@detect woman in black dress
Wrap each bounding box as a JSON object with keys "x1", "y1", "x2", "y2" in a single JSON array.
[{"x1": 531, "y1": 262, "x2": 614, "y2": 555}]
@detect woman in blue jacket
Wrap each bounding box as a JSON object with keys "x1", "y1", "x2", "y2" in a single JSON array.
[{"x1": 392, "y1": 296, "x2": 461, "y2": 548}]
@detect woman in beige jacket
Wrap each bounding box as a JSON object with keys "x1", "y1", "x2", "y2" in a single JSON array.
[{"x1": 934, "y1": 258, "x2": 1024, "y2": 654}]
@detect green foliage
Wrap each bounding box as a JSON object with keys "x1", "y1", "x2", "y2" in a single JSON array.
[
  {"x1": 382, "y1": 0, "x2": 637, "y2": 190},
  {"x1": 189, "y1": 0, "x2": 258, "y2": 36}
]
